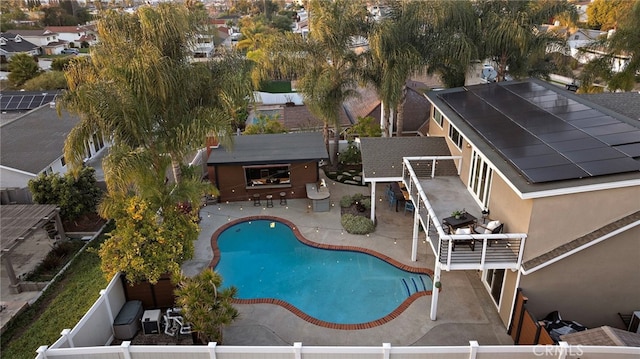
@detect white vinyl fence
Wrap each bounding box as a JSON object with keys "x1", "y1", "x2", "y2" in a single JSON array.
[
  {"x1": 34, "y1": 276, "x2": 640, "y2": 359},
  {"x1": 35, "y1": 341, "x2": 640, "y2": 359}
]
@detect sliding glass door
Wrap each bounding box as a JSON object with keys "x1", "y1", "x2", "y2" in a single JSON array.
[{"x1": 469, "y1": 151, "x2": 493, "y2": 208}]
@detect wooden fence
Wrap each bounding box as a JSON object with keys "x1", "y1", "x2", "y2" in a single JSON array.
[
  {"x1": 508, "y1": 288, "x2": 554, "y2": 345},
  {"x1": 121, "y1": 274, "x2": 176, "y2": 309}
]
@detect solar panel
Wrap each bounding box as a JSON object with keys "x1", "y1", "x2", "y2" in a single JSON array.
[
  {"x1": 438, "y1": 80, "x2": 640, "y2": 183},
  {"x1": 0, "y1": 92, "x2": 57, "y2": 111}
]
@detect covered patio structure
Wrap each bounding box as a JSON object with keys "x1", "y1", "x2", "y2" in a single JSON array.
[
  {"x1": 359, "y1": 137, "x2": 527, "y2": 321},
  {"x1": 0, "y1": 204, "x2": 64, "y2": 293}
]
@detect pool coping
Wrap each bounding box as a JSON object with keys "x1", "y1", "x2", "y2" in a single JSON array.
[{"x1": 209, "y1": 215, "x2": 435, "y2": 330}]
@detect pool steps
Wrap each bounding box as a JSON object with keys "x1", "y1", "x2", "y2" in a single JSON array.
[{"x1": 401, "y1": 276, "x2": 430, "y2": 297}]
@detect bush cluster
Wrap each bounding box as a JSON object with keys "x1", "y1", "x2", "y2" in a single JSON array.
[
  {"x1": 341, "y1": 214, "x2": 375, "y2": 235},
  {"x1": 28, "y1": 166, "x2": 102, "y2": 221},
  {"x1": 340, "y1": 193, "x2": 371, "y2": 209}
]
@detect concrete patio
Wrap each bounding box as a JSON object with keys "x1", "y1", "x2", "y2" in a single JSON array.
[{"x1": 183, "y1": 172, "x2": 513, "y2": 346}]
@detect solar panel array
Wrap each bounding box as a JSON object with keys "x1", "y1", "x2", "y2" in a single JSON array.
[
  {"x1": 439, "y1": 81, "x2": 640, "y2": 183},
  {"x1": 0, "y1": 92, "x2": 58, "y2": 111}
]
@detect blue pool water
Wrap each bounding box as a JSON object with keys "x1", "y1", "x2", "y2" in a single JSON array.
[{"x1": 215, "y1": 220, "x2": 432, "y2": 324}]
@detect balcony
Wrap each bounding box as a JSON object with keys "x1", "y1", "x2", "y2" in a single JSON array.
[{"x1": 402, "y1": 157, "x2": 526, "y2": 271}]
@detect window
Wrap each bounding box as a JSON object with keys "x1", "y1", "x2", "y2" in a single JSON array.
[
  {"x1": 60, "y1": 156, "x2": 66, "y2": 167},
  {"x1": 244, "y1": 165, "x2": 291, "y2": 187},
  {"x1": 432, "y1": 107, "x2": 443, "y2": 127},
  {"x1": 448, "y1": 124, "x2": 463, "y2": 149}
]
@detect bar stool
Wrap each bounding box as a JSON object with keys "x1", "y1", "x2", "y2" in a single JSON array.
[
  {"x1": 265, "y1": 194, "x2": 274, "y2": 208},
  {"x1": 253, "y1": 194, "x2": 261, "y2": 206},
  {"x1": 279, "y1": 192, "x2": 287, "y2": 205}
]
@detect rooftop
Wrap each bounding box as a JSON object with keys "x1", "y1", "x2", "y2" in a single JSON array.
[
  {"x1": 0, "y1": 104, "x2": 78, "y2": 174},
  {"x1": 207, "y1": 132, "x2": 328, "y2": 165},
  {"x1": 427, "y1": 79, "x2": 640, "y2": 197}
]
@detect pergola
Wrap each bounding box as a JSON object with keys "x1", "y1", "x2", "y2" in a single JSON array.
[{"x1": 0, "y1": 204, "x2": 64, "y2": 293}]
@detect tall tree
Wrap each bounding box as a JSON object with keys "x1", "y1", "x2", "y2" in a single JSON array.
[
  {"x1": 8, "y1": 53, "x2": 40, "y2": 87},
  {"x1": 364, "y1": 0, "x2": 430, "y2": 137},
  {"x1": 476, "y1": 0, "x2": 576, "y2": 82},
  {"x1": 257, "y1": 0, "x2": 368, "y2": 165},
  {"x1": 424, "y1": 0, "x2": 480, "y2": 88},
  {"x1": 586, "y1": 0, "x2": 634, "y2": 31},
  {"x1": 579, "y1": 0, "x2": 640, "y2": 92},
  {"x1": 59, "y1": 3, "x2": 235, "y2": 184}
]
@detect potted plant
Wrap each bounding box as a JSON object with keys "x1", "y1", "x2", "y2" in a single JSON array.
[{"x1": 451, "y1": 210, "x2": 464, "y2": 220}]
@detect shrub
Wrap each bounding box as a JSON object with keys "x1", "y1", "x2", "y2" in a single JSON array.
[
  {"x1": 340, "y1": 195, "x2": 353, "y2": 208},
  {"x1": 51, "y1": 57, "x2": 73, "y2": 71},
  {"x1": 22, "y1": 71, "x2": 68, "y2": 90},
  {"x1": 347, "y1": 116, "x2": 382, "y2": 138},
  {"x1": 341, "y1": 214, "x2": 375, "y2": 235},
  {"x1": 28, "y1": 166, "x2": 102, "y2": 221},
  {"x1": 338, "y1": 141, "x2": 361, "y2": 166},
  {"x1": 361, "y1": 197, "x2": 371, "y2": 209},
  {"x1": 351, "y1": 192, "x2": 365, "y2": 203}
]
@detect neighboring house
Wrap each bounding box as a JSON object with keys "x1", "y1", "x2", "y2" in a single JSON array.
[
  {"x1": 45, "y1": 25, "x2": 99, "y2": 47},
  {"x1": 293, "y1": 10, "x2": 309, "y2": 39},
  {"x1": 249, "y1": 92, "x2": 352, "y2": 132},
  {"x1": 0, "y1": 33, "x2": 40, "y2": 59},
  {"x1": 0, "y1": 95, "x2": 108, "y2": 189},
  {"x1": 374, "y1": 78, "x2": 639, "y2": 330},
  {"x1": 206, "y1": 132, "x2": 328, "y2": 202},
  {"x1": 567, "y1": 28, "x2": 607, "y2": 62},
  {"x1": 7, "y1": 29, "x2": 67, "y2": 55},
  {"x1": 342, "y1": 83, "x2": 429, "y2": 136},
  {"x1": 343, "y1": 85, "x2": 381, "y2": 128},
  {"x1": 567, "y1": 28, "x2": 631, "y2": 73},
  {"x1": 192, "y1": 32, "x2": 215, "y2": 59},
  {"x1": 572, "y1": 0, "x2": 591, "y2": 23}
]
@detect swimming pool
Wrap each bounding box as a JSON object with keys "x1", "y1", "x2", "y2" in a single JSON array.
[{"x1": 212, "y1": 218, "x2": 432, "y2": 326}]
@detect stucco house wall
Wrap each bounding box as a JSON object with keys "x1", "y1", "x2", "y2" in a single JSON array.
[
  {"x1": 525, "y1": 186, "x2": 639, "y2": 261},
  {"x1": 521, "y1": 227, "x2": 640, "y2": 328}
]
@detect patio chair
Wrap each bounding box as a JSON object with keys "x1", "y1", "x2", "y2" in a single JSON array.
[
  {"x1": 474, "y1": 220, "x2": 504, "y2": 246},
  {"x1": 451, "y1": 226, "x2": 477, "y2": 251},
  {"x1": 388, "y1": 190, "x2": 397, "y2": 209},
  {"x1": 404, "y1": 201, "x2": 414, "y2": 215}
]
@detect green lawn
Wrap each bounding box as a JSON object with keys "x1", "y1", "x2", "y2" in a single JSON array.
[{"x1": 0, "y1": 234, "x2": 109, "y2": 359}]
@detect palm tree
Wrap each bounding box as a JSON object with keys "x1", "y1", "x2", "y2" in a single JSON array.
[
  {"x1": 476, "y1": 0, "x2": 576, "y2": 81},
  {"x1": 174, "y1": 269, "x2": 239, "y2": 344},
  {"x1": 257, "y1": 0, "x2": 368, "y2": 164},
  {"x1": 60, "y1": 4, "x2": 234, "y2": 185},
  {"x1": 366, "y1": 1, "x2": 432, "y2": 137},
  {"x1": 423, "y1": 0, "x2": 480, "y2": 88}
]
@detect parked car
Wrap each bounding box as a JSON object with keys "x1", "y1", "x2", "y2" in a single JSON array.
[{"x1": 61, "y1": 48, "x2": 79, "y2": 55}]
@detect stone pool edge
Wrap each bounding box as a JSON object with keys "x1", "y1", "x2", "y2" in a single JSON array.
[{"x1": 208, "y1": 215, "x2": 435, "y2": 331}]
